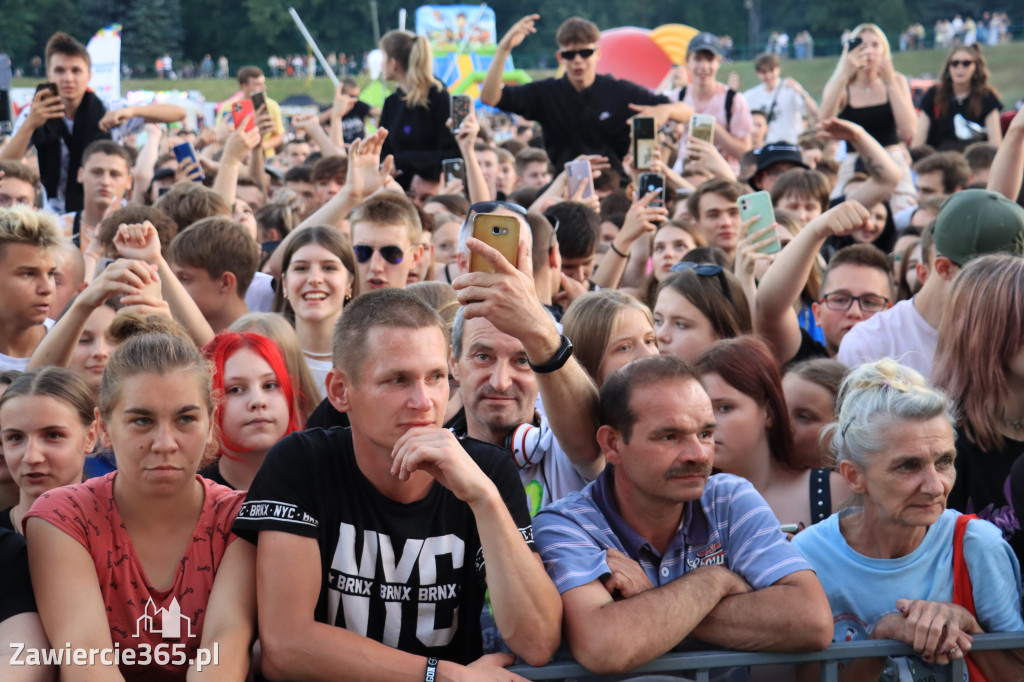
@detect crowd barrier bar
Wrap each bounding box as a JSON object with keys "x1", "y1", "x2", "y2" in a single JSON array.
[{"x1": 510, "y1": 632, "x2": 1024, "y2": 681}]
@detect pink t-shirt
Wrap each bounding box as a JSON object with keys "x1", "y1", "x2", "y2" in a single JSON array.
[
  {"x1": 26, "y1": 473, "x2": 245, "y2": 680},
  {"x1": 672, "y1": 81, "x2": 754, "y2": 174}
]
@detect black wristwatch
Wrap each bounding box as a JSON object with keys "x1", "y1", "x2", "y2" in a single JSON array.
[{"x1": 528, "y1": 334, "x2": 574, "y2": 374}]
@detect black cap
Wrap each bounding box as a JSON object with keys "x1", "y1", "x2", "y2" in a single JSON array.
[
  {"x1": 750, "y1": 143, "x2": 807, "y2": 188},
  {"x1": 687, "y1": 33, "x2": 723, "y2": 58}
]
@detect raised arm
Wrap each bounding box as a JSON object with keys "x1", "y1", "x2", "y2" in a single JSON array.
[
  {"x1": 785, "y1": 77, "x2": 820, "y2": 122},
  {"x1": 266, "y1": 129, "x2": 396, "y2": 277},
  {"x1": 99, "y1": 103, "x2": 187, "y2": 132},
  {"x1": 881, "y1": 64, "x2": 917, "y2": 142},
  {"x1": 452, "y1": 112, "x2": 491, "y2": 204},
  {"x1": 27, "y1": 259, "x2": 158, "y2": 370},
  {"x1": 755, "y1": 201, "x2": 870, "y2": 364},
  {"x1": 130, "y1": 124, "x2": 163, "y2": 205},
  {"x1": 818, "y1": 118, "x2": 902, "y2": 208},
  {"x1": 988, "y1": 107, "x2": 1024, "y2": 200},
  {"x1": 481, "y1": 15, "x2": 538, "y2": 107},
  {"x1": 0, "y1": 90, "x2": 64, "y2": 161},
  {"x1": 454, "y1": 239, "x2": 603, "y2": 478},
  {"x1": 820, "y1": 52, "x2": 856, "y2": 120},
  {"x1": 113, "y1": 221, "x2": 215, "y2": 346},
  {"x1": 211, "y1": 120, "x2": 261, "y2": 209},
  {"x1": 590, "y1": 190, "x2": 664, "y2": 291},
  {"x1": 292, "y1": 112, "x2": 346, "y2": 159}
]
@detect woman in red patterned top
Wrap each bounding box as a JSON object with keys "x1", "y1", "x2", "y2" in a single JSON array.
[{"x1": 25, "y1": 313, "x2": 255, "y2": 681}]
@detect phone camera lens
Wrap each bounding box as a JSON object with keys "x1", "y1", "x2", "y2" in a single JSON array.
[{"x1": 492, "y1": 226, "x2": 501, "y2": 235}]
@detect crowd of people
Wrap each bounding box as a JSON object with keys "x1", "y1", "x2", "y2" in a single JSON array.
[{"x1": 0, "y1": 15, "x2": 1023, "y2": 681}]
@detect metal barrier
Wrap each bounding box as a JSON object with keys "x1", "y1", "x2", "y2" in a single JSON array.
[{"x1": 510, "y1": 632, "x2": 1024, "y2": 681}]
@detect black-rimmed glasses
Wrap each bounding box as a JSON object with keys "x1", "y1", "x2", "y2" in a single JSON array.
[{"x1": 818, "y1": 292, "x2": 890, "y2": 313}]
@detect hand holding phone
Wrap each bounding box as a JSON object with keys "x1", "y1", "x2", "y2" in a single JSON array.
[
  {"x1": 233, "y1": 100, "x2": 256, "y2": 132},
  {"x1": 637, "y1": 172, "x2": 665, "y2": 209},
  {"x1": 565, "y1": 159, "x2": 595, "y2": 200},
  {"x1": 251, "y1": 91, "x2": 267, "y2": 114},
  {"x1": 173, "y1": 141, "x2": 205, "y2": 182},
  {"x1": 469, "y1": 214, "x2": 519, "y2": 273},
  {"x1": 738, "y1": 191, "x2": 780, "y2": 254}
]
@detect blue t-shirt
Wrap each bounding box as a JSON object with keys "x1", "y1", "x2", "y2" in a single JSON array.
[{"x1": 793, "y1": 509, "x2": 1024, "y2": 679}]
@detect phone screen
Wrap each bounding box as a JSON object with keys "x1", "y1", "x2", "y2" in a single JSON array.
[
  {"x1": 638, "y1": 173, "x2": 665, "y2": 208},
  {"x1": 451, "y1": 95, "x2": 472, "y2": 131},
  {"x1": 633, "y1": 117, "x2": 656, "y2": 170}
]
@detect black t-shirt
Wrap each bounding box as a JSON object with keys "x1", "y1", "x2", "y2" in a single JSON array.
[
  {"x1": 919, "y1": 86, "x2": 1002, "y2": 152},
  {"x1": 379, "y1": 85, "x2": 460, "y2": 188},
  {"x1": 1011, "y1": 455, "x2": 1024, "y2": 540},
  {"x1": 342, "y1": 101, "x2": 372, "y2": 144},
  {"x1": 495, "y1": 74, "x2": 668, "y2": 180},
  {"x1": 198, "y1": 461, "x2": 234, "y2": 489},
  {"x1": 788, "y1": 328, "x2": 829, "y2": 366},
  {"x1": 947, "y1": 430, "x2": 1024, "y2": 568},
  {"x1": 0, "y1": 507, "x2": 14, "y2": 533},
  {"x1": 0, "y1": 528, "x2": 36, "y2": 623},
  {"x1": 233, "y1": 426, "x2": 536, "y2": 664}
]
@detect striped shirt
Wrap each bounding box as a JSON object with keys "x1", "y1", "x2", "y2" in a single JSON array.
[{"x1": 534, "y1": 471, "x2": 811, "y2": 594}]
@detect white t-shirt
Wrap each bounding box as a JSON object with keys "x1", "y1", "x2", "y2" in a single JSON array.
[
  {"x1": 837, "y1": 298, "x2": 938, "y2": 378},
  {"x1": 244, "y1": 271, "x2": 275, "y2": 313},
  {"x1": 302, "y1": 356, "x2": 331, "y2": 401},
  {"x1": 0, "y1": 319, "x2": 56, "y2": 372},
  {"x1": 743, "y1": 81, "x2": 807, "y2": 144}
]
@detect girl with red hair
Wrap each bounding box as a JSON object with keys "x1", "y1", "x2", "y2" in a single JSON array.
[{"x1": 201, "y1": 332, "x2": 304, "y2": 490}]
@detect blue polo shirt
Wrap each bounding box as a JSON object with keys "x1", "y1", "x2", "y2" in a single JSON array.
[{"x1": 534, "y1": 471, "x2": 811, "y2": 594}]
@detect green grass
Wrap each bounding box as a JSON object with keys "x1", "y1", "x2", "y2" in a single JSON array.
[{"x1": 13, "y1": 42, "x2": 1022, "y2": 111}]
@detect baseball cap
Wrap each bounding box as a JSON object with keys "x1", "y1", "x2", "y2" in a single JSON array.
[
  {"x1": 933, "y1": 189, "x2": 1024, "y2": 266},
  {"x1": 687, "y1": 33, "x2": 723, "y2": 58}
]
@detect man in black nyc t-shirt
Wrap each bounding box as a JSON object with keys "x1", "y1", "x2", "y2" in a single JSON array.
[{"x1": 234, "y1": 289, "x2": 560, "y2": 679}]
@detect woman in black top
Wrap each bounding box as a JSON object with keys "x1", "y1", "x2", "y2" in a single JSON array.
[
  {"x1": 821, "y1": 24, "x2": 918, "y2": 211},
  {"x1": 378, "y1": 30, "x2": 460, "y2": 190},
  {"x1": 912, "y1": 44, "x2": 1003, "y2": 152}
]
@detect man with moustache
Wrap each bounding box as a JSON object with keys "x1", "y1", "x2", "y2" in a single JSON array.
[{"x1": 533, "y1": 355, "x2": 832, "y2": 677}]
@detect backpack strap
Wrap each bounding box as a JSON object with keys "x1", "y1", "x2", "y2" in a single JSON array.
[{"x1": 724, "y1": 88, "x2": 736, "y2": 129}]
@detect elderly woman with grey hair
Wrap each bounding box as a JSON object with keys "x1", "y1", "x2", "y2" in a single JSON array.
[{"x1": 792, "y1": 359, "x2": 1024, "y2": 682}]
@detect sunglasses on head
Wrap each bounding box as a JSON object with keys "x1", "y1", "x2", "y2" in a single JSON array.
[
  {"x1": 559, "y1": 48, "x2": 596, "y2": 61},
  {"x1": 949, "y1": 60, "x2": 974, "y2": 68},
  {"x1": 469, "y1": 200, "x2": 528, "y2": 217},
  {"x1": 354, "y1": 244, "x2": 406, "y2": 264},
  {"x1": 670, "y1": 261, "x2": 735, "y2": 307}
]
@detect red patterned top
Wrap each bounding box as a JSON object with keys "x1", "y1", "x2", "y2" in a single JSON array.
[{"x1": 26, "y1": 473, "x2": 245, "y2": 680}]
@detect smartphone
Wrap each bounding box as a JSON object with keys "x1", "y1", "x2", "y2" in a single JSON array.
[
  {"x1": 565, "y1": 159, "x2": 594, "y2": 200},
  {"x1": 442, "y1": 158, "x2": 466, "y2": 188},
  {"x1": 637, "y1": 172, "x2": 665, "y2": 209},
  {"x1": 251, "y1": 90, "x2": 267, "y2": 113},
  {"x1": 173, "y1": 141, "x2": 205, "y2": 182},
  {"x1": 469, "y1": 214, "x2": 520, "y2": 273},
  {"x1": 738, "y1": 190, "x2": 780, "y2": 255},
  {"x1": 0, "y1": 121, "x2": 11, "y2": 135},
  {"x1": 632, "y1": 116, "x2": 656, "y2": 171},
  {"x1": 846, "y1": 36, "x2": 863, "y2": 51},
  {"x1": 233, "y1": 100, "x2": 255, "y2": 131},
  {"x1": 690, "y1": 113, "x2": 715, "y2": 145},
  {"x1": 451, "y1": 94, "x2": 472, "y2": 132},
  {"x1": 35, "y1": 82, "x2": 58, "y2": 98}
]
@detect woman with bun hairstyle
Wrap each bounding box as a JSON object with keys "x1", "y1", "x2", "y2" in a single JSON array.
[
  {"x1": 25, "y1": 314, "x2": 255, "y2": 680},
  {"x1": 378, "y1": 30, "x2": 460, "y2": 189}
]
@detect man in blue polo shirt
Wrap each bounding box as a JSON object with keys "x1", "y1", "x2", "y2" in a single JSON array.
[{"x1": 534, "y1": 355, "x2": 833, "y2": 677}]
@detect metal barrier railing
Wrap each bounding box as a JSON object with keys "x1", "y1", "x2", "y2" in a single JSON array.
[{"x1": 510, "y1": 632, "x2": 1024, "y2": 681}]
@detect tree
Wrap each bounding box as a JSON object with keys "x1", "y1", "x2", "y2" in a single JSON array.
[{"x1": 122, "y1": 0, "x2": 184, "y2": 68}]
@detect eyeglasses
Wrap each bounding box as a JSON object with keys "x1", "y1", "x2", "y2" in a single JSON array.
[
  {"x1": 559, "y1": 48, "x2": 596, "y2": 61},
  {"x1": 354, "y1": 244, "x2": 407, "y2": 264},
  {"x1": 469, "y1": 200, "x2": 528, "y2": 217},
  {"x1": 819, "y1": 292, "x2": 891, "y2": 313},
  {"x1": 949, "y1": 60, "x2": 974, "y2": 68},
  {"x1": 670, "y1": 261, "x2": 735, "y2": 307}
]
